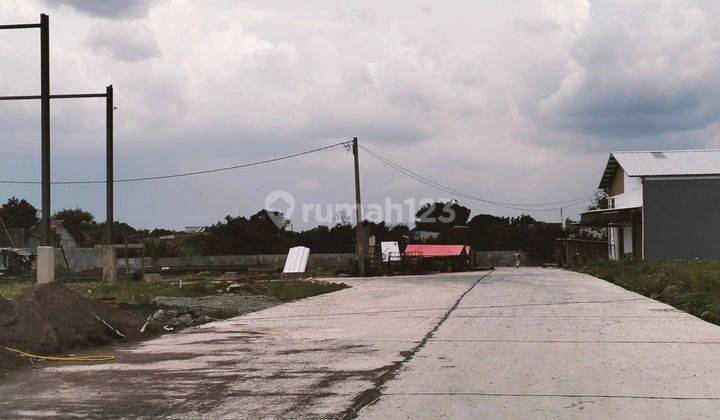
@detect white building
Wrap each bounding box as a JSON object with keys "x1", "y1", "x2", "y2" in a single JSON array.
[{"x1": 582, "y1": 149, "x2": 720, "y2": 261}]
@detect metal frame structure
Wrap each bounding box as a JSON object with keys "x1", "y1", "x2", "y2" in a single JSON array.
[{"x1": 0, "y1": 14, "x2": 115, "y2": 245}]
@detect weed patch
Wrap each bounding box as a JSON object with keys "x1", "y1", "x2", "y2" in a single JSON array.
[{"x1": 572, "y1": 260, "x2": 720, "y2": 324}]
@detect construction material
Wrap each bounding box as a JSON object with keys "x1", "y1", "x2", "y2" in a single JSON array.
[
  {"x1": 380, "y1": 241, "x2": 401, "y2": 262},
  {"x1": 283, "y1": 246, "x2": 310, "y2": 273},
  {"x1": 4, "y1": 346, "x2": 114, "y2": 362}
]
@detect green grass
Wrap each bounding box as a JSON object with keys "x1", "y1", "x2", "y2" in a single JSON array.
[
  {"x1": 0, "y1": 278, "x2": 349, "y2": 304},
  {"x1": 259, "y1": 280, "x2": 348, "y2": 301},
  {"x1": 572, "y1": 260, "x2": 720, "y2": 324},
  {"x1": 0, "y1": 282, "x2": 33, "y2": 300}
]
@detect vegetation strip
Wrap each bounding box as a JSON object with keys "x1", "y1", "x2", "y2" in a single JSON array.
[{"x1": 572, "y1": 260, "x2": 720, "y2": 326}]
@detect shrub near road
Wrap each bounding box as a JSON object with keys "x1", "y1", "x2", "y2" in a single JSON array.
[{"x1": 573, "y1": 260, "x2": 720, "y2": 325}]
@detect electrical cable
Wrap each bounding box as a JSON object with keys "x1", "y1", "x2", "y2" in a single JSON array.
[
  {"x1": 358, "y1": 144, "x2": 593, "y2": 212},
  {"x1": 0, "y1": 138, "x2": 593, "y2": 211},
  {"x1": 4, "y1": 346, "x2": 115, "y2": 362},
  {"x1": 0, "y1": 141, "x2": 347, "y2": 185},
  {"x1": 360, "y1": 144, "x2": 594, "y2": 207}
]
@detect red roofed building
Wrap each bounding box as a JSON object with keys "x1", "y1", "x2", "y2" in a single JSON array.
[
  {"x1": 404, "y1": 244, "x2": 473, "y2": 272},
  {"x1": 404, "y1": 244, "x2": 469, "y2": 257}
]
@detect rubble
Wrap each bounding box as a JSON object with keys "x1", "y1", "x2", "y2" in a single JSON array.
[{"x1": 147, "y1": 294, "x2": 280, "y2": 331}]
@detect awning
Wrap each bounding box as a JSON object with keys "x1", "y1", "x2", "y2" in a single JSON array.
[{"x1": 580, "y1": 206, "x2": 641, "y2": 227}]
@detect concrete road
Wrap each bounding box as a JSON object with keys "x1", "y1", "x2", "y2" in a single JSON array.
[
  {"x1": 2, "y1": 269, "x2": 720, "y2": 419},
  {"x1": 358, "y1": 268, "x2": 720, "y2": 419}
]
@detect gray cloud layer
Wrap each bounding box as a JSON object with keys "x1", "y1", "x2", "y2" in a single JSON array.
[
  {"x1": 84, "y1": 23, "x2": 160, "y2": 62},
  {"x1": 39, "y1": 0, "x2": 159, "y2": 19},
  {"x1": 5, "y1": 1, "x2": 720, "y2": 229},
  {"x1": 539, "y1": 0, "x2": 720, "y2": 137}
]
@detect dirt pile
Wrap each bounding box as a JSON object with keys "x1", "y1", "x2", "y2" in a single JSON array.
[{"x1": 0, "y1": 282, "x2": 146, "y2": 376}]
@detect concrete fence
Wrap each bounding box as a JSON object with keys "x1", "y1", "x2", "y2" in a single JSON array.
[
  {"x1": 55, "y1": 247, "x2": 354, "y2": 273},
  {"x1": 55, "y1": 248, "x2": 532, "y2": 272}
]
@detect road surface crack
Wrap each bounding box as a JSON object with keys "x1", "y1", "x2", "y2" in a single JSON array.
[{"x1": 342, "y1": 272, "x2": 491, "y2": 419}]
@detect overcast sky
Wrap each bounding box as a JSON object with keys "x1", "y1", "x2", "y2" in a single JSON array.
[{"x1": 2, "y1": 0, "x2": 720, "y2": 230}]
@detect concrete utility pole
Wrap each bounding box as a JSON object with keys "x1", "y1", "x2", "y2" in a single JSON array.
[
  {"x1": 40, "y1": 14, "x2": 51, "y2": 247},
  {"x1": 352, "y1": 137, "x2": 366, "y2": 276},
  {"x1": 106, "y1": 85, "x2": 114, "y2": 244},
  {"x1": 0, "y1": 14, "x2": 115, "y2": 283}
]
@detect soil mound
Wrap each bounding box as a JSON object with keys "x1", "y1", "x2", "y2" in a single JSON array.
[{"x1": 0, "y1": 282, "x2": 145, "y2": 376}]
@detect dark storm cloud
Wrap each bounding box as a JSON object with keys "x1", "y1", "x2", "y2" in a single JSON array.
[
  {"x1": 539, "y1": 0, "x2": 720, "y2": 138},
  {"x1": 39, "y1": 0, "x2": 159, "y2": 19},
  {"x1": 551, "y1": 89, "x2": 714, "y2": 137}
]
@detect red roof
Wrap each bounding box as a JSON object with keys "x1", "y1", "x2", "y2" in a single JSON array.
[{"x1": 404, "y1": 244, "x2": 468, "y2": 258}]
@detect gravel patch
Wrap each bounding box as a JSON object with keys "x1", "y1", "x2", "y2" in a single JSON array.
[{"x1": 152, "y1": 294, "x2": 280, "y2": 316}]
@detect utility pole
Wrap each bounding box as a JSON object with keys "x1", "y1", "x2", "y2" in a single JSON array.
[
  {"x1": 106, "y1": 85, "x2": 114, "y2": 244},
  {"x1": 40, "y1": 13, "x2": 50, "y2": 246},
  {"x1": 0, "y1": 14, "x2": 115, "y2": 282},
  {"x1": 352, "y1": 137, "x2": 365, "y2": 276}
]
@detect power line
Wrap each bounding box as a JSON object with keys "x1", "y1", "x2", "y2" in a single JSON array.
[
  {"x1": 359, "y1": 144, "x2": 593, "y2": 212},
  {"x1": 0, "y1": 138, "x2": 594, "y2": 212},
  {"x1": 0, "y1": 142, "x2": 347, "y2": 185},
  {"x1": 361, "y1": 145, "x2": 592, "y2": 212}
]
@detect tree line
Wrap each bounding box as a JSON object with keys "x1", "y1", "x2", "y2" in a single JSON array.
[{"x1": 0, "y1": 197, "x2": 566, "y2": 261}]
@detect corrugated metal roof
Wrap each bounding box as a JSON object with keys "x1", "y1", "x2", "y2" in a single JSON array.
[
  {"x1": 404, "y1": 244, "x2": 467, "y2": 257},
  {"x1": 599, "y1": 149, "x2": 720, "y2": 189}
]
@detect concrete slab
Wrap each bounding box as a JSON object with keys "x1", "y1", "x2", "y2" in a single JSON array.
[
  {"x1": 0, "y1": 272, "x2": 483, "y2": 419},
  {"x1": 358, "y1": 268, "x2": 720, "y2": 419},
  {"x1": 5, "y1": 268, "x2": 720, "y2": 419}
]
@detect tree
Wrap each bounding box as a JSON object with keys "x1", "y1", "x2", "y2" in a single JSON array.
[
  {"x1": 0, "y1": 197, "x2": 38, "y2": 229},
  {"x1": 53, "y1": 208, "x2": 96, "y2": 246},
  {"x1": 198, "y1": 210, "x2": 292, "y2": 255},
  {"x1": 415, "y1": 200, "x2": 471, "y2": 232}
]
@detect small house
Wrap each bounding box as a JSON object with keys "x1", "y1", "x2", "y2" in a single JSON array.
[
  {"x1": 27, "y1": 219, "x2": 80, "y2": 250},
  {"x1": 404, "y1": 244, "x2": 472, "y2": 271},
  {"x1": 581, "y1": 149, "x2": 720, "y2": 260}
]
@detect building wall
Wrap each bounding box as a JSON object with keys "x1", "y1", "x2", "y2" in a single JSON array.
[
  {"x1": 54, "y1": 248, "x2": 355, "y2": 272},
  {"x1": 610, "y1": 171, "x2": 643, "y2": 209},
  {"x1": 644, "y1": 178, "x2": 720, "y2": 260},
  {"x1": 58, "y1": 226, "x2": 79, "y2": 249},
  {"x1": 609, "y1": 168, "x2": 624, "y2": 195}
]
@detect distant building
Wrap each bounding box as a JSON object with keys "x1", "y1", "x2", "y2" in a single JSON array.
[
  {"x1": 411, "y1": 230, "x2": 440, "y2": 243},
  {"x1": 0, "y1": 227, "x2": 26, "y2": 248},
  {"x1": 158, "y1": 226, "x2": 208, "y2": 241},
  {"x1": 581, "y1": 149, "x2": 720, "y2": 260},
  {"x1": 0, "y1": 219, "x2": 79, "y2": 250},
  {"x1": 404, "y1": 244, "x2": 471, "y2": 258},
  {"x1": 26, "y1": 219, "x2": 80, "y2": 250},
  {"x1": 184, "y1": 226, "x2": 207, "y2": 234},
  {"x1": 404, "y1": 244, "x2": 472, "y2": 271}
]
